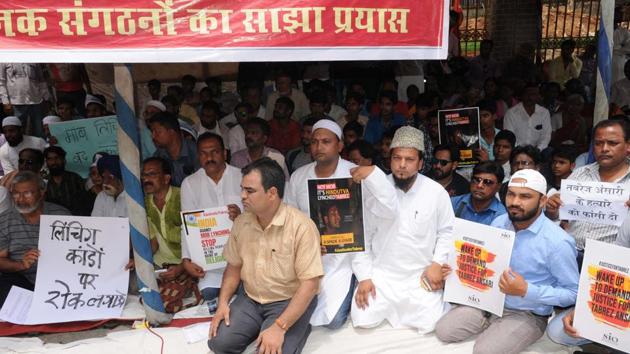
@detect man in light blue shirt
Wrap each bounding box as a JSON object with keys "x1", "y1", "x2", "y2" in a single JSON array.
[
  {"x1": 451, "y1": 161, "x2": 506, "y2": 226},
  {"x1": 436, "y1": 169, "x2": 579, "y2": 354}
]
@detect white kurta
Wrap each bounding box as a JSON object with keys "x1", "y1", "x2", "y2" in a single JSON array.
[
  {"x1": 285, "y1": 158, "x2": 395, "y2": 326},
  {"x1": 351, "y1": 174, "x2": 454, "y2": 334},
  {"x1": 180, "y1": 165, "x2": 242, "y2": 289}
]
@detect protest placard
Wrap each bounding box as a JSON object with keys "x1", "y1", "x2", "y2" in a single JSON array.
[
  {"x1": 0, "y1": 215, "x2": 130, "y2": 325},
  {"x1": 48, "y1": 116, "x2": 119, "y2": 178},
  {"x1": 574, "y1": 239, "x2": 630, "y2": 353},
  {"x1": 181, "y1": 207, "x2": 233, "y2": 271},
  {"x1": 559, "y1": 180, "x2": 629, "y2": 226},
  {"x1": 438, "y1": 107, "x2": 481, "y2": 167},
  {"x1": 444, "y1": 218, "x2": 515, "y2": 317},
  {"x1": 307, "y1": 177, "x2": 365, "y2": 254}
]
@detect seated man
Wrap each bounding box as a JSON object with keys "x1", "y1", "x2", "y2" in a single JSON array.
[
  {"x1": 142, "y1": 157, "x2": 183, "y2": 273},
  {"x1": 91, "y1": 155, "x2": 127, "y2": 217},
  {"x1": 451, "y1": 160, "x2": 506, "y2": 225},
  {"x1": 352, "y1": 126, "x2": 454, "y2": 333},
  {"x1": 208, "y1": 158, "x2": 323, "y2": 354},
  {"x1": 430, "y1": 144, "x2": 469, "y2": 197},
  {"x1": 0, "y1": 171, "x2": 70, "y2": 307},
  {"x1": 44, "y1": 145, "x2": 93, "y2": 216},
  {"x1": 435, "y1": 169, "x2": 579, "y2": 354}
]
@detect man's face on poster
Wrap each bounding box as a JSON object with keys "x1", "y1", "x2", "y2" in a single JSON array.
[{"x1": 324, "y1": 205, "x2": 341, "y2": 229}]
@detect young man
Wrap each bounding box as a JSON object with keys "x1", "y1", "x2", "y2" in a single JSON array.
[
  {"x1": 476, "y1": 99, "x2": 500, "y2": 161},
  {"x1": 286, "y1": 117, "x2": 316, "y2": 174},
  {"x1": 493, "y1": 129, "x2": 516, "y2": 182},
  {"x1": 347, "y1": 140, "x2": 375, "y2": 167},
  {"x1": 430, "y1": 144, "x2": 469, "y2": 197},
  {"x1": 364, "y1": 90, "x2": 406, "y2": 144},
  {"x1": 337, "y1": 91, "x2": 369, "y2": 128},
  {"x1": 499, "y1": 145, "x2": 542, "y2": 204},
  {"x1": 436, "y1": 169, "x2": 579, "y2": 354},
  {"x1": 208, "y1": 158, "x2": 323, "y2": 354},
  {"x1": 265, "y1": 71, "x2": 310, "y2": 122},
  {"x1": 548, "y1": 145, "x2": 577, "y2": 191},
  {"x1": 451, "y1": 161, "x2": 506, "y2": 226},
  {"x1": 503, "y1": 83, "x2": 552, "y2": 151},
  {"x1": 0, "y1": 116, "x2": 46, "y2": 175},
  {"x1": 44, "y1": 146, "x2": 92, "y2": 216},
  {"x1": 267, "y1": 97, "x2": 301, "y2": 155}
]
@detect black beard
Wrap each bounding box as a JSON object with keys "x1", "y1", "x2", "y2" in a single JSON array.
[
  {"x1": 48, "y1": 166, "x2": 65, "y2": 176},
  {"x1": 507, "y1": 205, "x2": 540, "y2": 222},
  {"x1": 393, "y1": 174, "x2": 417, "y2": 191}
]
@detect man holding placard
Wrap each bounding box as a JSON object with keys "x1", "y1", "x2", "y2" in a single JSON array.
[
  {"x1": 436, "y1": 169, "x2": 579, "y2": 354},
  {"x1": 180, "y1": 132, "x2": 241, "y2": 302}
]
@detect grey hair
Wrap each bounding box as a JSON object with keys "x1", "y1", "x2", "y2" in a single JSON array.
[{"x1": 11, "y1": 170, "x2": 46, "y2": 191}]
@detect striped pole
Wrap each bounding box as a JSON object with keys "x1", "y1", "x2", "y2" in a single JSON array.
[
  {"x1": 114, "y1": 64, "x2": 171, "y2": 325},
  {"x1": 594, "y1": 2, "x2": 614, "y2": 125}
]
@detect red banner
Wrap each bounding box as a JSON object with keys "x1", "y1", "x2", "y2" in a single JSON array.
[{"x1": 0, "y1": 0, "x2": 448, "y2": 62}]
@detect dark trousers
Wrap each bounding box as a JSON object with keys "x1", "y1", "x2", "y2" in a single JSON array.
[
  {"x1": 208, "y1": 294, "x2": 317, "y2": 354},
  {"x1": 0, "y1": 273, "x2": 34, "y2": 308}
]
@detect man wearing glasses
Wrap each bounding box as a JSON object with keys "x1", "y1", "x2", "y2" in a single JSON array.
[
  {"x1": 430, "y1": 144, "x2": 469, "y2": 197},
  {"x1": 450, "y1": 161, "x2": 506, "y2": 226}
]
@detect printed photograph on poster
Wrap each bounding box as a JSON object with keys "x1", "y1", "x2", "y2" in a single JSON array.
[
  {"x1": 307, "y1": 177, "x2": 364, "y2": 254},
  {"x1": 438, "y1": 107, "x2": 481, "y2": 167},
  {"x1": 574, "y1": 239, "x2": 630, "y2": 353},
  {"x1": 181, "y1": 207, "x2": 232, "y2": 271},
  {"x1": 443, "y1": 218, "x2": 515, "y2": 317}
]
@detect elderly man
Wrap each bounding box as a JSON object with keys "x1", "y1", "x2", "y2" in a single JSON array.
[
  {"x1": 91, "y1": 155, "x2": 127, "y2": 217},
  {"x1": 142, "y1": 157, "x2": 183, "y2": 273},
  {"x1": 0, "y1": 116, "x2": 46, "y2": 174},
  {"x1": 351, "y1": 126, "x2": 453, "y2": 333},
  {"x1": 180, "y1": 132, "x2": 241, "y2": 301},
  {"x1": 286, "y1": 119, "x2": 393, "y2": 330},
  {"x1": 0, "y1": 171, "x2": 70, "y2": 307},
  {"x1": 208, "y1": 158, "x2": 323, "y2": 354},
  {"x1": 436, "y1": 169, "x2": 579, "y2": 354}
]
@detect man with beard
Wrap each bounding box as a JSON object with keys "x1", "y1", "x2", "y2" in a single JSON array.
[
  {"x1": 91, "y1": 155, "x2": 128, "y2": 218},
  {"x1": 436, "y1": 169, "x2": 579, "y2": 354},
  {"x1": 150, "y1": 111, "x2": 198, "y2": 187},
  {"x1": 180, "y1": 132, "x2": 241, "y2": 301},
  {"x1": 351, "y1": 126, "x2": 453, "y2": 333},
  {"x1": 450, "y1": 161, "x2": 506, "y2": 226},
  {"x1": 142, "y1": 157, "x2": 183, "y2": 274},
  {"x1": 286, "y1": 117, "x2": 316, "y2": 173},
  {"x1": 286, "y1": 119, "x2": 394, "y2": 330},
  {"x1": 268, "y1": 97, "x2": 302, "y2": 155},
  {"x1": 230, "y1": 118, "x2": 289, "y2": 180},
  {"x1": 322, "y1": 204, "x2": 342, "y2": 235},
  {"x1": 430, "y1": 144, "x2": 469, "y2": 197},
  {"x1": 0, "y1": 171, "x2": 70, "y2": 307},
  {"x1": 44, "y1": 145, "x2": 92, "y2": 216},
  {"x1": 197, "y1": 101, "x2": 230, "y2": 145},
  {"x1": 0, "y1": 116, "x2": 46, "y2": 174}
]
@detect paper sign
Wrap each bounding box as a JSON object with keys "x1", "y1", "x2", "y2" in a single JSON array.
[
  {"x1": 574, "y1": 239, "x2": 630, "y2": 353},
  {"x1": 444, "y1": 218, "x2": 515, "y2": 317},
  {"x1": 560, "y1": 180, "x2": 629, "y2": 226},
  {"x1": 307, "y1": 177, "x2": 365, "y2": 254},
  {"x1": 0, "y1": 215, "x2": 130, "y2": 325},
  {"x1": 48, "y1": 116, "x2": 119, "y2": 178},
  {"x1": 438, "y1": 107, "x2": 481, "y2": 167},
  {"x1": 181, "y1": 207, "x2": 233, "y2": 271}
]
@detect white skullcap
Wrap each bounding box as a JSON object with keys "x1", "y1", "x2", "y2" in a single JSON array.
[
  {"x1": 42, "y1": 115, "x2": 61, "y2": 125},
  {"x1": 178, "y1": 119, "x2": 198, "y2": 140},
  {"x1": 312, "y1": 119, "x2": 342, "y2": 140},
  {"x1": 508, "y1": 169, "x2": 547, "y2": 195},
  {"x1": 390, "y1": 126, "x2": 424, "y2": 152},
  {"x1": 2, "y1": 116, "x2": 22, "y2": 127},
  {"x1": 85, "y1": 94, "x2": 105, "y2": 108},
  {"x1": 145, "y1": 100, "x2": 166, "y2": 112}
]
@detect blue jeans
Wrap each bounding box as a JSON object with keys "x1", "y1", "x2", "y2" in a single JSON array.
[
  {"x1": 325, "y1": 276, "x2": 357, "y2": 330},
  {"x1": 546, "y1": 309, "x2": 590, "y2": 347}
]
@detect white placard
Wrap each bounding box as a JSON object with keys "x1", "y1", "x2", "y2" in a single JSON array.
[
  {"x1": 181, "y1": 207, "x2": 233, "y2": 271},
  {"x1": 560, "y1": 180, "x2": 629, "y2": 226},
  {"x1": 443, "y1": 218, "x2": 516, "y2": 317},
  {"x1": 0, "y1": 215, "x2": 130, "y2": 324},
  {"x1": 574, "y1": 239, "x2": 630, "y2": 353}
]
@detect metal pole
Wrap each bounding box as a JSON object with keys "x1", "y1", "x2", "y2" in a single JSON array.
[{"x1": 114, "y1": 63, "x2": 171, "y2": 325}]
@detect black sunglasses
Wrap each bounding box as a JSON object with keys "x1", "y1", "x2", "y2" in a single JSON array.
[
  {"x1": 471, "y1": 176, "x2": 496, "y2": 186},
  {"x1": 432, "y1": 158, "x2": 452, "y2": 167}
]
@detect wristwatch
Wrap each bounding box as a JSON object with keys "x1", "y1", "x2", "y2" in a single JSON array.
[{"x1": 274, "y1": 318, "x2": 288, "y2": 331}]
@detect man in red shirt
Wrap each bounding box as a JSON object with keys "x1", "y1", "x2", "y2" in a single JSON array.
[{"x1": 268, "y1": 97, "x2": 302, "y2": 155}]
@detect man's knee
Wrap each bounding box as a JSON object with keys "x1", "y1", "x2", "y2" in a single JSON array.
[
  {"x1": 434, "y1": 315, "x2": 464, "y2": 343},
  {"x1": 207, "y1": 331, "x2": 244, "y2": 354}
]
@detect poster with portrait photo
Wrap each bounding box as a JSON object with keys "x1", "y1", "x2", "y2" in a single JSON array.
[
  {"x1": 438, "y1": 107, "x2": 481, "y2": 167},
  {"x1": 307, "y1": 177, "x2": 365, "y2": 254}
]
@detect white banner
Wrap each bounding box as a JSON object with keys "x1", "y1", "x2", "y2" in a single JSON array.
[
  {"x1": 559, "y1": 180, "x2": 629, "y2": 226},
  {"x1": 574, "y1": 239, "x2": 630, "y2": 353},
  {"x1": 443, "y1": 218, "x2": 516, "y2": 317},
  {"x1": 181, "y1": 207, "x2": 233, "y2": 271},
  {"x1": 0, "y1": 216, "x2": 130, "y2": 325}
]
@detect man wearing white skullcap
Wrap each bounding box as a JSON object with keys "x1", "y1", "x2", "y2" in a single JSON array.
[
  {"x1": 85, "y1": 94, "x2": 107, "y2": 118},
  {"x1": 436, "y1": 168, "x2": 579, "y2": 353},
  {"x1": 285, "y1": 119, "x2": 394, "y2": 329},
  {"x1": 351, "y1": 125, "x2": 454, "y2": 333},
  {"x1": 42, "y1": 115, "x2": 61, "y2": 143},
  {"x1": 0, "y1": 116, "x2": 46, "y2": 175}
]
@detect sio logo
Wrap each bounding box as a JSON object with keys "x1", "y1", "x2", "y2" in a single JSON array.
[
  {"x1": 602, "y1": 332, "x2": 619, "y2": 345},
  {"x1": 500, "y1": 232, "x2": 511, "y2": 239},
  {"x1": 467, "y1": 294, "x2": 480, "y2": 304}
]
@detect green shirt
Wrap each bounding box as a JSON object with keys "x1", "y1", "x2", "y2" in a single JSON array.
[{"x1": 146, "y1": 186, "x2": 182, "y2": 267}]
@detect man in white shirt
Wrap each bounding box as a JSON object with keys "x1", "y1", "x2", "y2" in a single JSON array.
[
  {"x1": 226, "y1": 102, "x2": 252, "y2": 154},
  {"x1": 0, "y1": 116, "x2": 46, "y2": 175},
  {"x1": 503, "y1": 83, "x2": 552, "y2": 150},
  {"x1": 180, "y1": 132, "x2": 242, "y2": 301},
  {"x1": 91, "y1": 155, "x2": 128, "y2": 218},
  {"x1": 285, "y1": 119, "x2": 394, "y2": 329},
  {"x1": 265, "y1": 71, "x2": 310, "y2": 121},
  {"x1": 351, "y1": 126, "x2": 455, "y2": 333},
  {"x1": 197, "y1": 101, "x2": 230, "y2": 149}
]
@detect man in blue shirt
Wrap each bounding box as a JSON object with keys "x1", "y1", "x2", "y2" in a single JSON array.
[
  {"x1": 451, "y1": 161, "x2": 506, "y2": 225},
  {"x1": 436, "y1": 169, "x2": 579, "y2": 354},
  {"x1": 363, "y1": 90, "x2": 406, "y2": 144}
]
